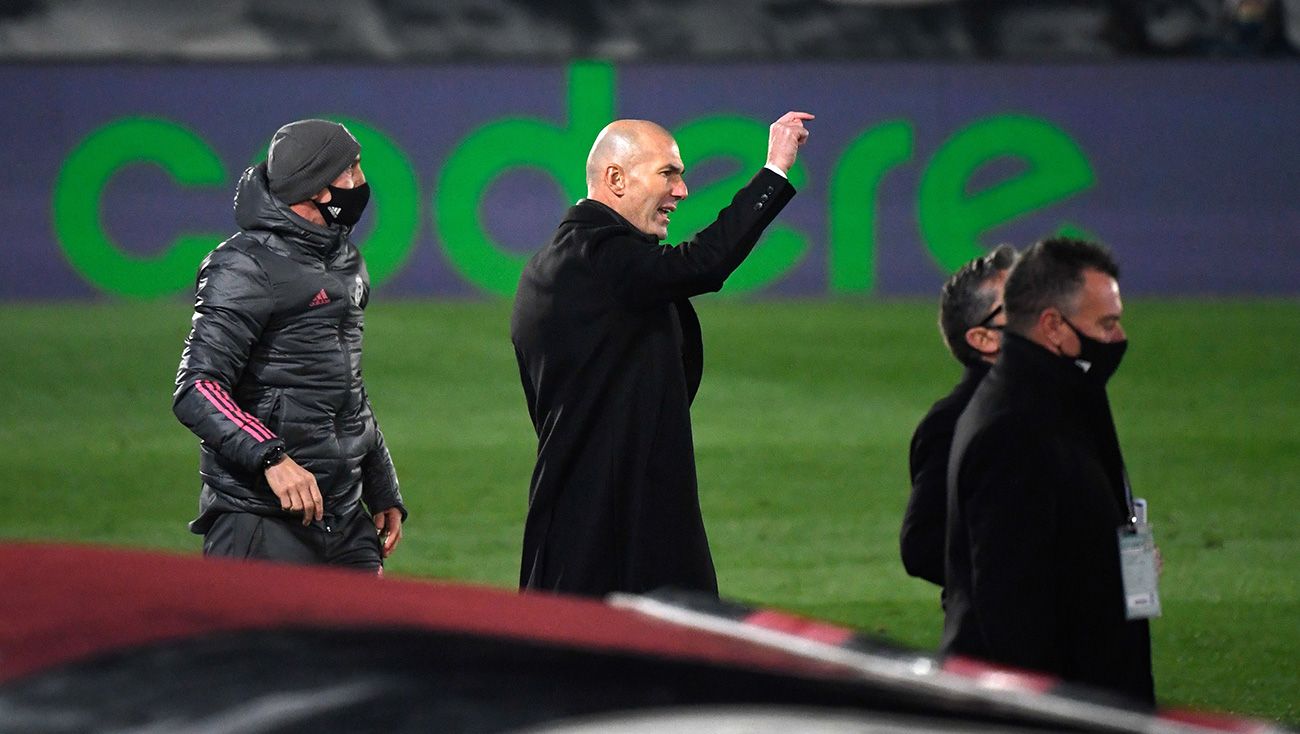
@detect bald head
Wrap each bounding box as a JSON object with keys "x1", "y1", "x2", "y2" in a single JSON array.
[
  {"x1": 585, "y1": 120, "x2": 673, "y2": 194},
  {"x1": 583, "y1": 119, "x2": 688, "y2": 241}
]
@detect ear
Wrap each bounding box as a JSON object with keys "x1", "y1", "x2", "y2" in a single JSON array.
[
  {"x1": 1037, "y1": 308, "x2": 1066, "y2": 350},
  {"x1": 964, "y1": 326, "x2": 997, "y2": 356},
  {"x1": 604, "y1": 165, "x2": 626, "y2": 196}
]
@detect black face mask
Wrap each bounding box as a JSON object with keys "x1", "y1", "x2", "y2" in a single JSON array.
[
  {"x1": 314, "y1": 182, "x2": 371, "y2": 227},
  {"x1": 1063, "y1": 318, "x2": 1127, "y2": 385}
]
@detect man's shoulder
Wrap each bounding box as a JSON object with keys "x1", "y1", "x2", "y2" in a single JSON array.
[
  {"x1": 921, "y1": 364, "x2": 986, "y2": 431},
  {"x1": 964, "y1": 381, "x2": 1053, "y2": 434},
  {"x1": 955, "y1": 386, "x2": 1069, "y2": 484},
  {"x1": 562, "y1": 199, "x2": 616, "y2": 225},
  {"x1": 912, "y1": 391, "x2": 963, "y2": 453},
  {"x1": 923, "y1": 377, "x2": 978, "y2": 425},
  {"x1": 554, "y1": 201, "x2": 644, "y2": 246},
  {"x1": 199, "y1": 230, "x2": 313, "y2": 291},
  {"x1": 200, "y1": 233, "x2": 266, "y2": 272},
  {"x1": 531, "y1": 203, "x2": 651, "y2": 274},
  {"x1": 213, "y1": 229, "x2": 281, "y2": 261}
]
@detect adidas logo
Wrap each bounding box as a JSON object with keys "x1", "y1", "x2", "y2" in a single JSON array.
[
  {"x1": 328, "y1": 206, "x2": 342, "y2": 218},
  {"x1": 309, "y1": 289, "x2": 331, "y2": 307}
]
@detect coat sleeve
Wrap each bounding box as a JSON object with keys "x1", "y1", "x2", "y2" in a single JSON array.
[
  {"x1": 956, "y1": 427, "x2": 1060, "y2": 671},
  {"x1": 901, "y1": 415, "x2": 949, "y2": 586},
  {"x1": 361, "y1": 423, "x2": 407, "y2": 521},
  {"x1": 172, "y1": 244, "x2": 283, "y2": 473},
  {"x1": 587, "y1": 168, "x2": 795, "y2": 307}
]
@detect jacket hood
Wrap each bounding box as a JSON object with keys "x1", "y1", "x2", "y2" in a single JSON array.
[{"x1": 234, "y1": 162, "x2": 341, "y2": 251}]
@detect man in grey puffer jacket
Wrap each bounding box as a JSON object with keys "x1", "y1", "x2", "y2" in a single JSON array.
[{"x1": 174, "y1": 119, "x2": 406, "y2": 571}]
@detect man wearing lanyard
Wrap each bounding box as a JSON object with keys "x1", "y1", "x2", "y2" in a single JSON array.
[{"x1": 942, "y1": 237, "x2": 1157, "y2": 706}]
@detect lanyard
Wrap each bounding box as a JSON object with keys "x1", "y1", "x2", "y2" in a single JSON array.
[{"x1": 1121, "y1": 466, "x2": 1141, "y2": 530}]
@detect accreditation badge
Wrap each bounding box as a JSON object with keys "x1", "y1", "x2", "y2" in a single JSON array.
[{"x1": 1117, "y1": 522, "x2": 1162, "y2": 620}]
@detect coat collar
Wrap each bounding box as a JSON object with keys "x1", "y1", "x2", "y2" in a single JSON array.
[
  {"x1": 564, "y1": 199, "x2": 659, "y2": 244},
  {"x1": 996, "y1": 332, "x2": 1122, "y2": 444},
  {"x1": 958, "y1": 360, "x2": 991, "y2": 390},
  {"x1": 996, "y1": 333, "x2": 1130, "y2": 514},
  {"x1": 996, "y1": 332, "x2": 1091, "y2": 394}
]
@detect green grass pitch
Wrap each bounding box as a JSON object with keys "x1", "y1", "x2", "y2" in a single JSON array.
[{"x1": 0, "y1": 298, "x2": 1296, "y2": 724}]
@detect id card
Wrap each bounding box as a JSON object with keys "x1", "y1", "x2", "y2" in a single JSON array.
[{"x1": 1117, "y1": 523, "x2": 1162, "y2": 620}]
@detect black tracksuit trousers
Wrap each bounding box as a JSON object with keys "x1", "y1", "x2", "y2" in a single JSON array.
[{"x1": 202, "y1": 506, "x2": 382, "y2": 573}]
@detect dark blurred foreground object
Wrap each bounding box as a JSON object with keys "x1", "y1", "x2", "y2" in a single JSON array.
[{"x1": 0, "y1": 543, "x2": 1293, "y2": 734}]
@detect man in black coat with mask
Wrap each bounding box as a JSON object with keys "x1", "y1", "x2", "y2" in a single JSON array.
[
  {"x1": 943, "y1": 237, "x2": 1155, "y2": 705},
  {"x1": 511, "y1": 112, "x2": 813, "y2": 598}
]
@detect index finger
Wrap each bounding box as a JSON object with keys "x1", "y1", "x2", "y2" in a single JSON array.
[{"x1": 779, "y1": 111, "x2": 815, "y2": 123}]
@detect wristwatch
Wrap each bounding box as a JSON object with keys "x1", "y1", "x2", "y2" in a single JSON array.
[{"x1": 262, "y1": 445, "x2": 287, "y2": 470}]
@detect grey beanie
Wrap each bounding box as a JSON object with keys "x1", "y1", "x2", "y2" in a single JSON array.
[{"x1": 266, "y1": 119, "x2": 361, "y2": 205}]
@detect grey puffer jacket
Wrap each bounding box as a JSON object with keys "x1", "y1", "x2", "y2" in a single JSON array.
[{"x1": 173, "y1": 162, "x2": 405, "y2": 534}]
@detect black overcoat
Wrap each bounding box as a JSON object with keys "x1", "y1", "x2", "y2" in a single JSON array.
[
  {"x1": 901, "y1": 361, "x2": 990, "y2": 588},
  {"x1": 942, "y1": 333, "x2": 1155, "y2": 705},
  {"x1": 510, "y1": 168, "x2": 795, "y2": 597}
]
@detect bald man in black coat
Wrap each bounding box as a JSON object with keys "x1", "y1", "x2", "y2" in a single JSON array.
[{"x1": 511, "y1": 112, "x2": 813, "y2": 597}]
